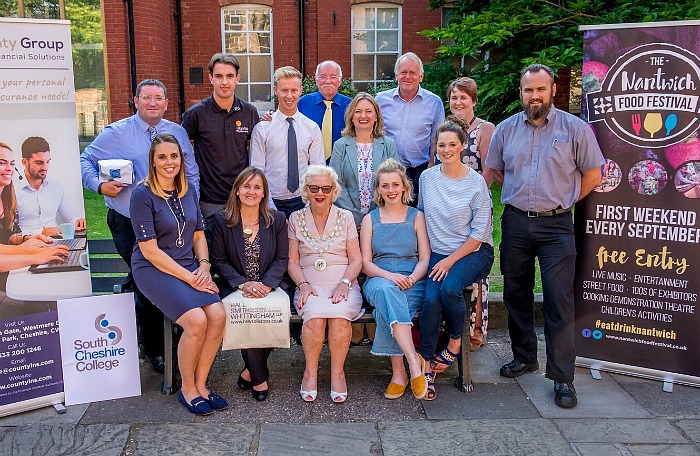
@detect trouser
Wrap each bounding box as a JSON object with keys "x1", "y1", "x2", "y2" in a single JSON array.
[
  {"x1": 107, "y1": 209, "x2": 164, "y2": 358},
  {"x1": 500, "y1": 206, "x2": 577, "y2": 383},
  {"x1": 241, "y1": 348, "x2": 274, "y2": 386},
  {"x1": 419, "y1": 246, "x2": 494, "y2": 361},
  {"x1": 273, "y1": 196, "x2": 305, "y2": 220},
  {"x1": 406, "y1": 161, "x2": 429, "y2": 206}
]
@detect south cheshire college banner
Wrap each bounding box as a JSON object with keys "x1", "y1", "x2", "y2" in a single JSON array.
[
  {"x1": 0, "y1": 18, "x2": 93, "y2": 416},
  {"x1": 58, "y1": 294, "x2": 140, "y2": 405},
  {"x1": 575, "y1": 20, "x2": 700, "y2": 386}
]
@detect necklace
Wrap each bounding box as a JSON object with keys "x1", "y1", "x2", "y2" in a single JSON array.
[
  {"x1": 465, "y1": 115, "x2": 477, "y2": 131},
  {"x1": 241, "y1": 217, "x2": 259, "y2": 239},
  {"x1": 163, "y1": 192, "x2": 186, "y2": 248},
  {"x1": 297, "y1": 207, "x2": 345, "y2": 271}
]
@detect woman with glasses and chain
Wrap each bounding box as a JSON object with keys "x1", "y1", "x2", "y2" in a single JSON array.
[
  {"x1": 130, "y1": 134, "x2": 227, "y2": 416},
  {"x1": 287, "y1": 165, "x2": 363, "y2": 404}
]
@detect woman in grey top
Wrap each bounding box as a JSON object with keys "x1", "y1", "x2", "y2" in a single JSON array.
[{"x1": 417, "y1": 120, "x2": 494, "y2": 400}]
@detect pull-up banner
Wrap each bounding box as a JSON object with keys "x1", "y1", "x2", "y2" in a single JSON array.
[{"x1": 576, "y1": 20, "x2": 700, "y2": 385}]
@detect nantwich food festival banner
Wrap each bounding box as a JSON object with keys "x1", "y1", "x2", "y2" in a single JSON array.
[{"x1": 576, "y1": 20, "x2": 700, "y2": 386}]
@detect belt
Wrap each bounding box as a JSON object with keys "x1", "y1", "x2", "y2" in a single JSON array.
[{"x1": 506, "y1": 204, "x2": 571, "y2": 218}]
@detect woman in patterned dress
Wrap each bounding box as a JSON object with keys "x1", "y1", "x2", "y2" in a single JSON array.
[{"x1": 445, "y1": 77, "x2": 498, "y2": 351}]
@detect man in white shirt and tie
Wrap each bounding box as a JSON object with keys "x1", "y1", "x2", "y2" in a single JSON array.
[{"x1": 250, "y1": 66, "x2": 325, "y2": 218}]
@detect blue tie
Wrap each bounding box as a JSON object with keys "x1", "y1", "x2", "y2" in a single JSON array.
[{"x1": 287, "y1": 117, "x2": 299, "y2": 193}]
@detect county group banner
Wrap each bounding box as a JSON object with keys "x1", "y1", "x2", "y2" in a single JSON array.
[
  {"x1": 576, "y1": 20, "x2": 700, "y2": 384},
  {"x1": 0, "y1": 17, "x2": 93, "y2": 416}
]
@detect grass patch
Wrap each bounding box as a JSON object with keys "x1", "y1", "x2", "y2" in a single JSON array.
[{"x1": 83, "y1": 188, "x2": 110, "y2": 239}]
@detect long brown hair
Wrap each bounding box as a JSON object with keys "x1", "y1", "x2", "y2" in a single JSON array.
[
  {"x1": 222, "y1": 166, "x2": 274, "y2": 229},
  {"x1": 144, "y1": 134, "x2": 188, "y2": 198},
  {"x1": 0, "y1": 141, "x2": 17, "y2": 230}
]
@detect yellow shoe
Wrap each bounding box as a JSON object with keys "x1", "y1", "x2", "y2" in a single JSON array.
[
  {"x1": 410, "y1": 354, "x2": 428, "y2": 399},
  {"x1": 384, "y1": 378, "x2": 409, "y2": 399}
]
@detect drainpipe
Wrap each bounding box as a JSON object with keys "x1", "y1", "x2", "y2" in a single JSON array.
[
  {"x1": 174, "y1": 0, "x2": 185, "y2": 118},
  {"x1": 125, "y1": 0, "x2": 137, "y2": 113},
  {"x1": 298, "y1": 0, "x2": 305, "y2": 76}
]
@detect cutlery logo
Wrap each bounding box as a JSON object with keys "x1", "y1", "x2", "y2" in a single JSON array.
[{"x1": 586, "y1": 43, "x2": 700, "y2": 148}]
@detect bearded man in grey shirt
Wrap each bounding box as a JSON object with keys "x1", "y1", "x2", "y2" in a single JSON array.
[{"x1": 485, "y1": 64, "x2": 604, "y2": 409}]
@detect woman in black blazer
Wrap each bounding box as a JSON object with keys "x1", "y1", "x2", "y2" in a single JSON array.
[{"x1": 210, "y1": 166, "x2": 289, "y2": 401}]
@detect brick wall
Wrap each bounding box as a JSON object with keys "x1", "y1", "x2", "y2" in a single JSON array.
[{"x1": 102, "y1": 0, "x2": 442, "y2": 122}]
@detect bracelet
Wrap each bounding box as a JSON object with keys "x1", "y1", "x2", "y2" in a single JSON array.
[
  {"x1": 199, "y1": 258, "x2": 211, "y2": 265},
  {"x1": 297, "y1": 281, "x2": 309, "y2": 288}
]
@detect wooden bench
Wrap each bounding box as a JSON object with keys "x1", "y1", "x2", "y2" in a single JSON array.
[{"x1": 87, "y1": 239, "x2": 478, "y2": 395}]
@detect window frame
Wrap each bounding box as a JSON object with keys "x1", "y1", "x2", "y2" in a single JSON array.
[
  {"x1": 221, "y1": 4, "x2": 274, "y2": 111},
  {"x1": 351, "y1": 3, "x2": 402, "y2": 92}
]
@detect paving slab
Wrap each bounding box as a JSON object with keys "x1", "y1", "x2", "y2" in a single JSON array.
[
  {"x1": 378, "y1": 419, "x2": 575, "y2": 456},
  {"x1": 573, "y1": 443, "x2": 700, "y2": 456},
  {"x1": 421, "y1": 382, "x2": 540, "y2": 420},
  {"x1": 674, "y1": 419, "x2": 700, "y2": 444},
  {"x1": 0, "y1": 424, "x2": 129, "y2": 456},
  {"x1": 257, "y1": 423, "x2": 379, "y2": 455},
  {"x1": 613, "y1": 377, "x2": 700, "y2": 418},
  {"x1": 0, "y1": 403, "x2": 88, "y2": 426},
  {"x1": 455, "y1": 343, "x2": 519, "y2": 384},
  {"x1": 516, "y1": 369, "x2": 650, "y2": 418},
  {"x1": 128, "y1": 423, "x2": 256, "y2": 456},
  {"x1": 555, "y1": 418, "x2": 687, "y2": 444}
]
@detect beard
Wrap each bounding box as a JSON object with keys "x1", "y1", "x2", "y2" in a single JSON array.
[{"x1": 522, "y1": 98, "x2": 552, "y2": 122}]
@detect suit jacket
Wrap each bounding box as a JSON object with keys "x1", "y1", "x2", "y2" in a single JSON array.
[
  {"x1": 210, "y1": 210, "x2": 289, "y2": 297},
  {"x1": 330, "y1": 135, "x2": 398, "y2": 227}
]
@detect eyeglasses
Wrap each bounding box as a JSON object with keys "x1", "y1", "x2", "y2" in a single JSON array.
[
  {"x1": 307, "y1": 185, "x2": 333, "y2": 194},
  {"x1": 139, "y1": 95, "x2": 166, "y2": 103},
  {"x1": 315, "y1": 75, "x2": 340, "y2": 82}
]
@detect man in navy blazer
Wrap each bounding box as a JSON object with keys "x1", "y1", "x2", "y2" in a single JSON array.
[{"x1": 297, "y1": 61, "x2": 352, "y2": 163}]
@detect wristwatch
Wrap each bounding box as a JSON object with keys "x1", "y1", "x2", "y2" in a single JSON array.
[{"x1": 340, "y1": 278, "x2": 352, "y2": 289}]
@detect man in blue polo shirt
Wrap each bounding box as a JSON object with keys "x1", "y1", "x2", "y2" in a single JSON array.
[
  {"x1": 297, "y1": 61, "x2": 352, "y2": 164},
  {"x1": 81, "y1": 79, "x2": 200, "y2": 374}
]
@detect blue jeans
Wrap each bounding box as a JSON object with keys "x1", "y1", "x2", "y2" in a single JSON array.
[{"x1": 419, "y1": 245, "x2": 494, "y2": 361}]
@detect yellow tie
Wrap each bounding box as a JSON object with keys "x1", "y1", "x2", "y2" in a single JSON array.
[{"x1": 322, "y1": 100, "x2": 333, "y2": 160}]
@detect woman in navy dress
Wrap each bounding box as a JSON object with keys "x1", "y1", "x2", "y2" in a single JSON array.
[{"x1": 130, "y1": 134, "x2": 227, "y2": 416}]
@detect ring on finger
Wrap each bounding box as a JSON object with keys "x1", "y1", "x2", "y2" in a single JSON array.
[{"x1": 252, "y1": 287, "x2": 257, "y2": 292}]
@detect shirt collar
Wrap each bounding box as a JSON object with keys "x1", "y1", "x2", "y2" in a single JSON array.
[
  {"x1": 19, "y1": 177, "x2": 49, "y2": 191},
  {"x1": 133, "y1": 114, "x2": 162, "y2": 134},
  {"x1": 208, "y1": 94, "x2": 241, "y2": 113},
  {"x1": 521, "y1": 106, "x2": 557, "y2": 127},
  {"x1": 314, "y1": 91, "x2": 341, "y2": 105},
  {"x1": 392, "y1": 86, "x2": 424, "y2": 102},
  {"x1": 274, "y1": 109, "x2": 300, "y2": 121}
]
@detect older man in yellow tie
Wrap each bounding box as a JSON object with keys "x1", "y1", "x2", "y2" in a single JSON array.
[{"x1": 298, "y1": 61, "x2": 352, "y2": 164}]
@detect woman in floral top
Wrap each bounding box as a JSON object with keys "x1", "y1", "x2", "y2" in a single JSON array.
[{"x1": 330, "y1": 92, "x2": 399, "y2": 228}]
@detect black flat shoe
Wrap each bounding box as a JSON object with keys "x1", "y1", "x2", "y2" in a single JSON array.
[
  {"x1": 148, "y1": 355, "x2": 165, "y2": 375},
  {"x1": 237, "y1": 374, "x2": 253, "y2": 390},
  {"x1": 554, "y1": 382, "x2": 578, "y2": 408},
  {"x1": 499, "y1": 359, "x2": 539, "y2": 378},
  {"x1": 251, "y1": 388, "x2": 269, "y2": 402}
]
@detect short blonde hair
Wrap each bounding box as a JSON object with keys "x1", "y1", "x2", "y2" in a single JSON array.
[
  {"x1": 300, "y1": 165, "x2": 341, "y2": 203},
  {"x1": 274, "y1": 66, "x2": 302, "y2": 86},
  {"x1": 373, "y1": 158, "x2": 413, "y2": 206}
]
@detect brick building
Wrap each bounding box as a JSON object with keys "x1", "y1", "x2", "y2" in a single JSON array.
[{"x1": 103, "y1": 0, "x2": 443, "y2": 123}]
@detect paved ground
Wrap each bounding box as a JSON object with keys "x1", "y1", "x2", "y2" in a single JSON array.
[{"x1": 1, "y1": 328, "x2": 700, "y2": 456}]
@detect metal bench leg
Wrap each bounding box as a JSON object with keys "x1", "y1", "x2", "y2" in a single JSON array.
[
  {"x1": 455, "y1": 285, "x2": 477, "y2": 392},
  {"x1": 161, "y1": 316, "x2": 175, "y2": 395}
]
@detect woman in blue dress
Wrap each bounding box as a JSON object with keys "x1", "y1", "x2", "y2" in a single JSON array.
[
  {"x1": 360, "y1": 158, "x2": 429, "y2": 400},
  {"x1": 130, "y1": 134, "x2": 227, "y2": 416}
]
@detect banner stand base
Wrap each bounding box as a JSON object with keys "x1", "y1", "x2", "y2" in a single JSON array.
[
  {"x1": 663, "y1": 381, "x2": 674, "y2": 393},
  {"x1": 590, "y1": 368, "x2": 602, "y2": 380},
  {"x1": 53, "y1": 403, "x2": 67, "y2": 414}
]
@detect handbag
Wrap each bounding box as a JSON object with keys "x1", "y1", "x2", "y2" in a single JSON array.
[{"x1": 221, "y1": 288, "x2": 291, "y2": 350}]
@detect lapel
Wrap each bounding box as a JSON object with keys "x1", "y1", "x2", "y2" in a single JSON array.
[
  {"x1": 371, "y1": 136, "x2": 386, "y2": 171},
  {"x1": 344, "y1": 136, "x2": 360, "y2": 186},
  {"x1": 231, "y1": 222, "x2": 246, "y2": 269},
  {"x1": 257, "y1": 214, "x2": 271, "y2": 269}
]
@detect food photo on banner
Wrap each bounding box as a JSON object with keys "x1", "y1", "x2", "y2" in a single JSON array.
[
  {"x1": 0, "y1": 17, "x2": 93, "y2": 416},
  {"x1": 576, "y1": 20, "x2": 700, "y2": 385}
]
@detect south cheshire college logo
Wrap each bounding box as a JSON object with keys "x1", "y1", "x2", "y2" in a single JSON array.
[
  {"x1": 586, "y1": 43, "x2": 700, "y2": 148},
  {"x1": 94, "y1": 313, "x2": 122, "y2": 345}
]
